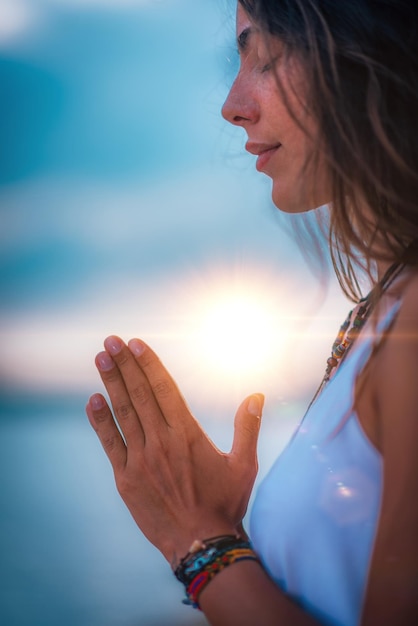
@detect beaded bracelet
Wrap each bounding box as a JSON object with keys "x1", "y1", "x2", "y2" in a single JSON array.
[
  {"x1": 174, "y1": 535, "x2": 260, "y2": 610},
  {"x1": 174, "y1": 534, "x2": 250, "y2": 586}
]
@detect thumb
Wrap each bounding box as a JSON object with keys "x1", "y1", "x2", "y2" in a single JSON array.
[{"x1": 231, "y1": 393, "x2": 264, "y2": 460}]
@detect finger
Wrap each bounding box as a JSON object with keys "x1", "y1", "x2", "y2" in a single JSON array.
[
  {"x1": 86, "y1": 393, "x2": 127, "y2": 471},
  {"x1": 127, "y1": 338, "x2": 193, "y2": 427},
  {"x1": 102, "y1": 336, "x2": 170, "y2": 431},
  {"x1": 231, "y1": 393, "x2": 264, "y2": 461},
  {"x1": 96, "y1": 347, "x2": 147, "y2": 445}
]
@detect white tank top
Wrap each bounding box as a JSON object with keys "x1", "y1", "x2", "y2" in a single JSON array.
[{"x1": 250, "y1": 301, "x2": 401, "y2": 626}]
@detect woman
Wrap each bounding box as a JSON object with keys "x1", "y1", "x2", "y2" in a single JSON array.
[{"x1": 86, "y1": 1, "x2": 418, "y2": 624}]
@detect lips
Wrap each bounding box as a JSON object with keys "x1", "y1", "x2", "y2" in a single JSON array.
[{"x1": 245, "y1": 141, "x2": 282, "y2": 172}]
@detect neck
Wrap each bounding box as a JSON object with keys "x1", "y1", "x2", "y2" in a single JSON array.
[
  {"x1": 376, "y1": 259, "x2": 394, "y2": 281},
  {"x1": 375, "y1": 260, "x2": 406, "y2": 299}
]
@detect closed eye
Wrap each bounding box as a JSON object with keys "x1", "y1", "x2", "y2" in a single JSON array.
[{"x1": 237, "y1": 26, "x2": 254, "y2": 55}]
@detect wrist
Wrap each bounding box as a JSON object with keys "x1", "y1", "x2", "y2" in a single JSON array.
[
  {"x1": 164, "y1": 524, "x2": 239, "y2": 570},
  {"x1": 173, "y1": 534, "x2": 259, "y2": 610}
]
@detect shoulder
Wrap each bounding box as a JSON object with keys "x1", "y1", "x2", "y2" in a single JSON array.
[
  {"x1": 373, "y1": 267, "x2": 418, "y2": 453},
  {"x1": 391, "y1": 268, "x2": 418, "y2": 321},
  {"x1": 378, "y1": 267, "x2": 418, "y2": 369},
  {"x1": 362, "y1": 271, "x2": 418, "y2": 623}
]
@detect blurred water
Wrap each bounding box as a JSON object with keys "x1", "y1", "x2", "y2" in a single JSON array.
[{"x1": 0, "y1": 391, "x2": 301, "y2": 626}]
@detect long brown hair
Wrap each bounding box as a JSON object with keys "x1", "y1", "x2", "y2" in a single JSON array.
[{"x1": 239, "y1": 0, "x2": 418, "y2": 300}]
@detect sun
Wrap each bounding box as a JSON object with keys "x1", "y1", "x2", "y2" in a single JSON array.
[
  {"x1": 178, "y1": 270, "x2": 293, "y2": 399},
  {"x1": 197, "y1": 294, "x2": 279, "y2": 377},
  {"x1": 101, "y1": 263, "x2": 321, "y2": 412}
]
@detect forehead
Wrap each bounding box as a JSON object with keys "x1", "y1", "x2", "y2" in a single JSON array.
[{"x1": 236, "y1": 3, "x2": 252, "y2": 32}]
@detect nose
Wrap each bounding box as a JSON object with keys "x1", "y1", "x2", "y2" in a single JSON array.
[{"x1": 221, "y1": 75, "x2": 259, "y2": 127}]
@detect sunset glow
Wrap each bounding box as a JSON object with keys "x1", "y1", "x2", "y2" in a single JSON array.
[{"x1": 194, "y1": 292, "x2": 284, "y2": 379}]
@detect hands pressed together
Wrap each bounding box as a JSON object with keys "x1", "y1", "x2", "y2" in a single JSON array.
[{"x1": 86, "y1": 335, "x2": 264, "y2": 567}]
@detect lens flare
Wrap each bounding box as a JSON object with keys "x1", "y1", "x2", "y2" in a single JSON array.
[{"x1": 196, "y1": 293, "x2": 282, "y2": 377}]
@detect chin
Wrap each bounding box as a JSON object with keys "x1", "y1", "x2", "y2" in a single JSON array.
[
  {"x1": 271, "y1": 184, "x2": 329, "y2": 214},
  {"x1": 271, "y1": 191, "x2": 314, "y2": 214}
]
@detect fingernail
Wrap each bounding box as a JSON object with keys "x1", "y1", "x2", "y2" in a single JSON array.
[
  {"x1": 96, "y1": 351, "x2": 114, "y2": 371},
  {"x1": 90, "y1": 393, "x2": 105, "y2": 410},
  {"x1": 104, "y1": 336, "x2": 123, "y2": 356},
  {"x1": 128, "y1": 338, "x2": 145, "y2": 357},
  {"x1": 247, "y1": 394, "x2": 264, "y2": 417},
  {"x1": 85, "y1": 403, "x2": 97, "y2": 429}
]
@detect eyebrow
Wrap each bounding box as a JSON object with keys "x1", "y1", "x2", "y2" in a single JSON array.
[{"x1": 237, "y1": 26, "x2": 254, "y2": 53}]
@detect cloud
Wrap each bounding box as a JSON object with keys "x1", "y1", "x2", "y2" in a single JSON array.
[
  {"x1": 14, "y1": 0, "x2": 162, "y2": 9},
  {"x1": 45, "y1": 0, "x2": 168, "y2": 9},
  {"x1": 0, "y1": 0, "x2": 40, "y2": 42},
  {"x1": 0, "y1": 163, "x2": 343, "y2": 408},
  {"x1": 0, "y1": 266, "x2": 349, "y2": 416},
  {"x1": 0, "y1": 165, "x2": 273, "y2": 312},
  {"x1": 0, "y1": 0, "x2": 178, "y2": 45}
]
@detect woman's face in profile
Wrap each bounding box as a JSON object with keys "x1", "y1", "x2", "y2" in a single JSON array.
[{"x1": 222, "y1": 3, "x2": 331, "y2": 213}]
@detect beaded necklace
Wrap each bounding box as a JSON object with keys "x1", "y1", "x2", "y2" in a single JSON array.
[
  {"x1": 309, "y1": 261, "x2": 405, "y2": 407},
  {"x1": 323, "y1": 299, "x2": 369, "y2": 383}
]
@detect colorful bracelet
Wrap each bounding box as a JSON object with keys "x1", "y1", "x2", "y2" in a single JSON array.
[
  {"x1": 174, "y1": 534, "x2": 250, "y2": 586},
  {"x1": 174, "y1": 535, "x2": 260, "y2": 610}
]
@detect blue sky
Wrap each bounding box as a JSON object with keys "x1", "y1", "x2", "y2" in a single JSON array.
[{"x1": 0, "y1": 0, "x2": 349, "y2": 417}]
